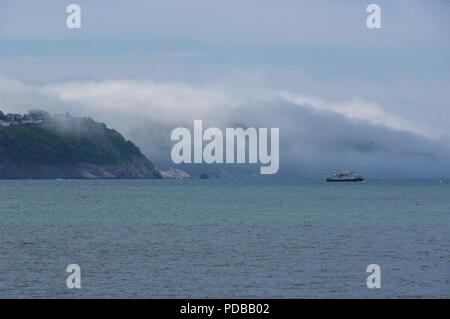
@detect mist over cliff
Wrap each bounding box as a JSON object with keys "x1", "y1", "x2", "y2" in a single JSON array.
[
  {"x1": 0, "y1": 109, "x2": 161, "y2": 179},
  {"x1": 1, "y1": 76, "x2": 450, "y2": 178}
]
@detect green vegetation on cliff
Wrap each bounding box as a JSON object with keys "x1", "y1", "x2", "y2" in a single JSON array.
[{"x1": 0, "y1": 111, "x2": 161, "y2": 179}]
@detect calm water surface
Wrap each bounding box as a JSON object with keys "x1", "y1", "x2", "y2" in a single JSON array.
[{"x1": 0, "y1": 179, "x2": 449, "y2": 298}]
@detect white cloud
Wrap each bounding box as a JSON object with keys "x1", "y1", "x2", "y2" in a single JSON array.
[
  {"x1": 0, "y1": 74, "x2": 441, "y2": 141},
  {"x1": 1, "y1": 75, "x2": 449, "y2": 177},
  {"x1": 38, "y1": 78, "x2": 440, "y2": 138},
  {"x1": 279, "y1": 92, "x2": 438, "y2": 139}
]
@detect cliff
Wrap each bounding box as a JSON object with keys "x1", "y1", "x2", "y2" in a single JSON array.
[{"x1": 0, "y1": 111, "x2": 162, "y2": 179}]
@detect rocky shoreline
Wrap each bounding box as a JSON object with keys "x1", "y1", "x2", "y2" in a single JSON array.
[{"x1": 0, "y1": 158, "x2": 162, "y2": 179}]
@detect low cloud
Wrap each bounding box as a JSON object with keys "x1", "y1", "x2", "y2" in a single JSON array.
[{"x1": 1, "y1": 75, "x2": 449, "y2": 178}]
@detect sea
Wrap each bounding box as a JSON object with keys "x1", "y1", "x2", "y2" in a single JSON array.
[{"x1": 0, "y1": 178, "x2": 448, "y2": 298}]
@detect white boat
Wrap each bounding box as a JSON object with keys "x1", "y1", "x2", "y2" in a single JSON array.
[{"x1": 326, "y1": 170, "x2": 364, "y2": 182}]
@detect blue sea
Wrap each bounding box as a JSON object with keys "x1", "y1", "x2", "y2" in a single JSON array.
[{"x1": 0, "y1": 179, "x2": 449, "y2": 298}]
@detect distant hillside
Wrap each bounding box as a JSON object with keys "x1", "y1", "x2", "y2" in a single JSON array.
[{"x1": 0, "y1": 110, "x2": 161, "y2": 179}]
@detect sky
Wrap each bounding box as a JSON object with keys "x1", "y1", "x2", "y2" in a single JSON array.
[{"x1": 0, "y1": 0, "x2": 449, "y2": 177}]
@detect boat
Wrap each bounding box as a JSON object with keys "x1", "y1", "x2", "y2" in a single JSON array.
[{"x1": 326, "y1": 170, "x2": 364, "y2": 182}]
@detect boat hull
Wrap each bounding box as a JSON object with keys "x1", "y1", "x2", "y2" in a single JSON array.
[{"x1": 326, "y1": 178, "x2": 364, "y2": 182}]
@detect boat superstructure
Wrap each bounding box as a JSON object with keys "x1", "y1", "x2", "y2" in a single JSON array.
[{"x1": 326, "y1": 170, "x2": 364, "y2": 182}]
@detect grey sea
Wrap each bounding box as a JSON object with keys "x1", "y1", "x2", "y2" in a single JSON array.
[{"x1": 0, "y1": 178, "x2": 449, "y2": 298}]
